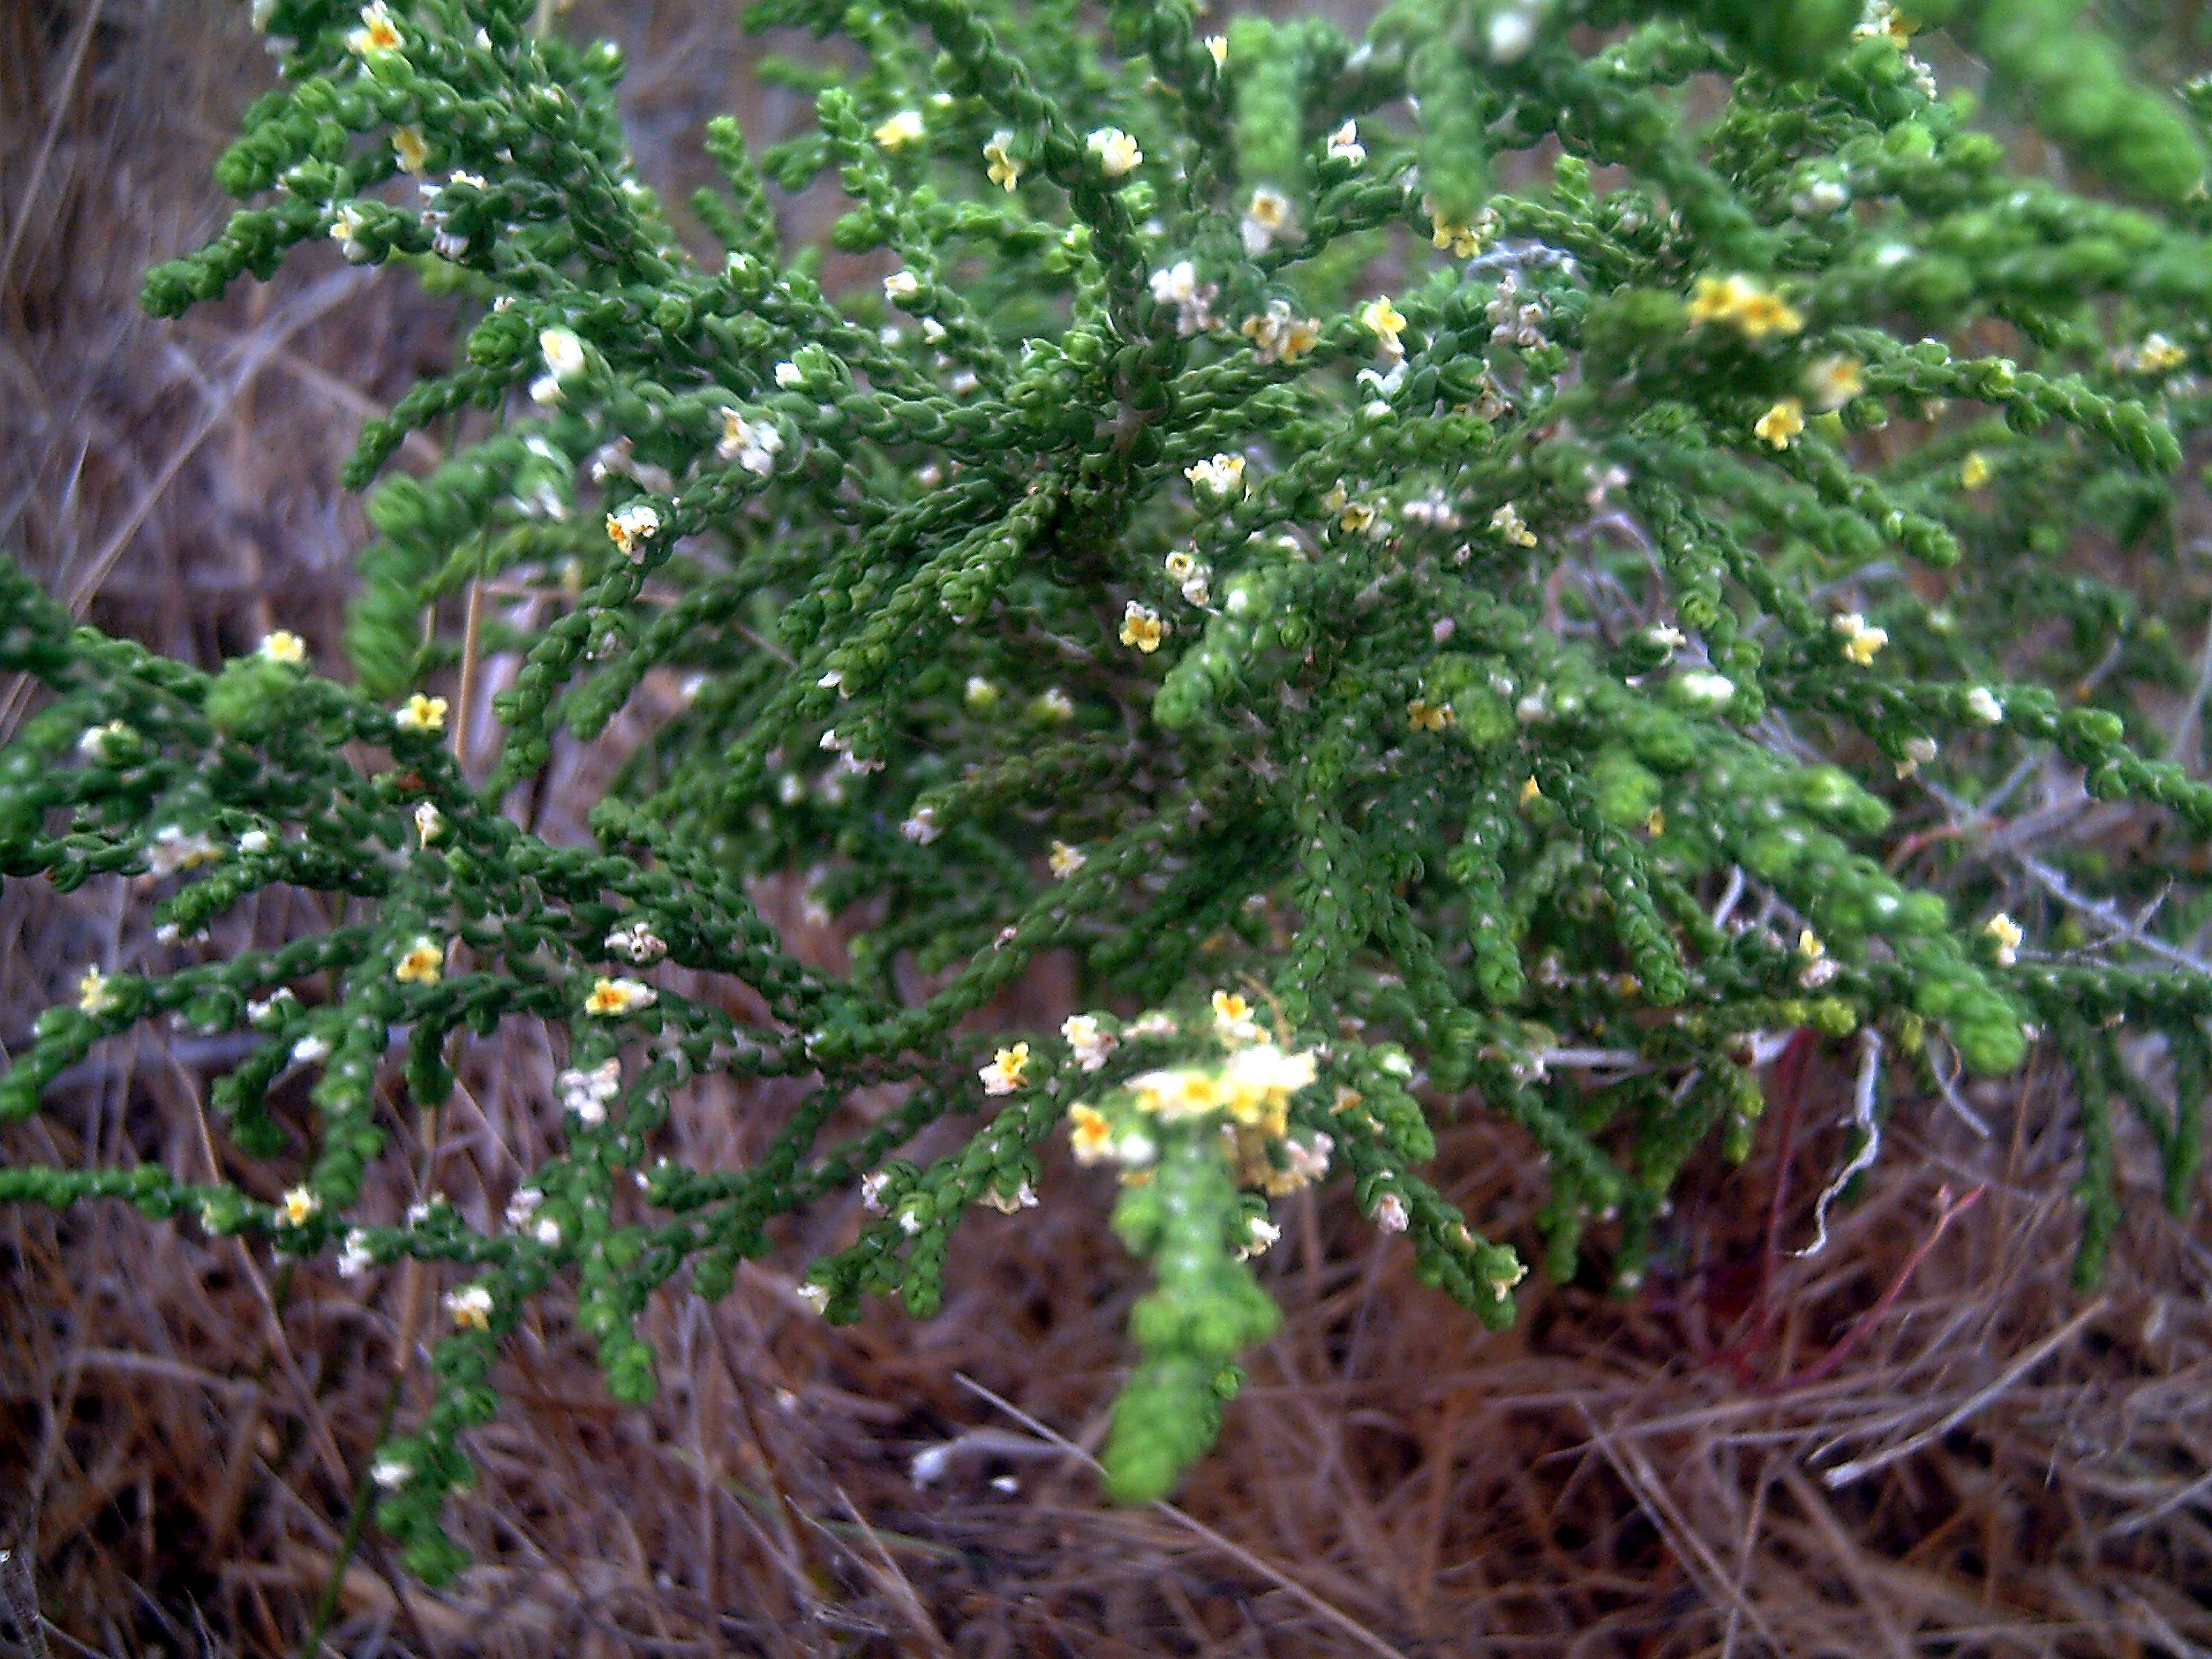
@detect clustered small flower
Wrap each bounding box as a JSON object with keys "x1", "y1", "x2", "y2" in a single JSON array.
[
  {"x1": 1490, "y1": 503, "x2": 1538, "y2": 548},
  {"x1": 1241, "y1": 300, "x2": 1321, "y2": 366},
  {"x1": 1149, "y1": 261, "x2": 1217, "y2": 337},
  {"x1": 559, "y1": 1058, "x2": 622, "y2": 1123},
  {"x1": 1184, "y1": 453, "x2": 1246, "y2": 499},
  {"x1": 1325, "y1": 120, "x2": 1364, "y2": 164},
  {"x1": 346, "y1": 1, "x2": 402, "y2": 56},
  {"x1": 1487, "y1": 272, "x2": 1548, "y2": 349},
  {"x1": 1061, "y1": 1013, "x2": 1117, "y2": 1072},
  {"x1": 1425, "y1": 197, "x2": 1491, "y2": 259},
  {"x1": 276, "y1": 1186, "x2": 320, "y2": 1228},
  {"x1": 1164, "y1": 549, "x2": 1211, "y2": 607},
  {"x1": 1359, "y1": 296, "x2": 1407, "y2": 360},
  {"x1": 1983, "y1": 913, "x2": 2025, "y2": 967},
  {"x1": 717, "y1": 409, "x2": 784, "y2": 476},
  {"x1": 1119, "y1": 602, "x2": 1167, "y2": 653},
  {"x1": 604, "y1": 919, "x2": 667, "y2": 963},
  {"x1": 872, "y1": 109, "x2": 925, "y2": 151},
  {"x1": 531, "y1": 327, "x2": 586, "y2": 404},
  {"x1": 1687, "y1": 274, "x2": 1804, "y2": 340}
]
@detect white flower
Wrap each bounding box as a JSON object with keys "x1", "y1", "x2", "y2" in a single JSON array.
[
  {"x1": 717, "y1": 409, "x2": 784, "y2": 476},
  {"x1": 796, "y1": 1282, "x2": 832, "y2": 1315},
  {"x1": 1490, "y1": 503, "x2": 1538, "y2": 547},
  {"x1": 604, "y1": 919, "x2": 667, "y2": 963},
  {"x1": 1374, "y1": 1191, "x2": 1410, "y2": 1232},
  {"x1": 504, "y1": 1186, "x2": 543, "y2": 1229},
  {"x1": 370, "y1": 1455, "x2": 412, "y2": 1490},
  {"x1": 1061, "y1": 1013, "x2": 1116, "y2": 1072},
  {"x1": 1087, "y1": 128, "x2": 1142, "y2": 178},
  {"x1": 413, "y1": 801, "x2": 442, "y2": 847},
  {"x1": 1965, "y1": 687, "x2": 2004, "y2": 725},
  {"x1": 1048, "y1": 840, "x2": 1087, "y2": 878},
  {"x1": 239, "y1": 829, "x2": 271, "y2": 855},
  {"x1": 1896, "y1": 734, "x2": 1939, "y2": 777},
  {"x1": 1222, "y1": 1041, "x2": 1319, "y2": 1101},
  {"x1": 531, "y1": 327, "x2": 586, "y2": 404},
  {"x1": 291, "y1": 1035, "x2": 332, "y2": 1065},
  {"x1": 445, "y1": 1284, "x2": 494, "y2": 1330},
  {"x1": 1649, "y1": 624, "x2": 1687, "y2": 655},
  {"x1": 901, "y1": 806, "x2": 942, "y2": 845},
  {"x1": 884, "y1": 270, "x2": 921, "y2": 304},
  {"x1": 860, "y1": 1171, "x2": 892, "y2": 1213},
  {"x1": 774, "y1": 360, "x2": 805, "y2": 389},
  {"x1": 1238, "y1": 1215, "x2": 1282, "y2": 1259},
  {"x1": 1038, "y1": 688, "x2": 1075, "y2": 722},
  {"x1": 1325, "y1": 121, "x2": 1364, "y2": 164},
  {"x1": 1148, "y1": 261, "x2": 1216, "y2": 337},
  {"x1": 247, "y1": 989, "x2": 296, "y2": 1027},
  {"x1": 1283, "y1": 1134, "x2": 1333, "y2": 1184},
  {"x1": 1677, "y1": 670, "x2": 1736, "y2": 707},
  {"x1": 534, "y1": 1216, "x2": 562, "y2": 1245},
  {"x1": 338, "y1": 1229, "x2": 374, "y2": 1278},
  {"x1": 558, "y1": 1058, "x2": 622, "y2": 1123},
  {"x1": 77, "y1": 720, "x2": 133, "y2": 761},
  {"x1": 1241, "y1": 186, "x2": 1296, "y2": 256}
]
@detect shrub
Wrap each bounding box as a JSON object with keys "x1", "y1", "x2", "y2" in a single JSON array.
[{"x1": 4, "y1": 0, "x2": 2211, "y2": 1585}]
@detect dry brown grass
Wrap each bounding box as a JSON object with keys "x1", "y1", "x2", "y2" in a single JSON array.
[{"x1": 6, "y1": 2, "x2": 2212, "y2": 1654}]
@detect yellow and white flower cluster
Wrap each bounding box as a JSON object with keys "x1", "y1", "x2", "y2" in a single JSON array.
[{"x1": 1687, "y1": 274, "x2": 1803, "y2": 340}]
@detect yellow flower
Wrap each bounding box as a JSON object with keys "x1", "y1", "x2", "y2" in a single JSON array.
[
  {"x1": 585, "y1": 976, "x2": 656, "y2": 1015},
  {"x1": 1202, "y1": 33, "x2": 1226, "y2": 67},
  {"x1": 1339, "y1": 499, "x2": 1377, "y2": 534},
  {"x1": 1048, "y1": 840, "x2": 1087, "y2": 879},
  {"x1": 1358, "y1": 296, "x2": 1407, "y2": 358},
  {"x1": 872, "y1": 109, "x2": 925, "y2": 151},
  {"x1": 1184, "y1": 453, "x2": 1246, "y2": 499},
  {"x1": 606, "y1": 502, "x2": 660, "y2": 557},
  {"x1": 392, "y1": 126, "x2": 430, "y2": 176},
  {"x1": 980, "y1": 1042, "x2": 1031, "y2": 1096},
  {"x1": 1688, "y1": 274, "x2": 1802, "y2": 339},
  {"x1": 2134, "y1": 334, "x2": 2187, "y2": 375},
  {"x1": 1119, "y1": 602, "x2": 1168, "y2": 653},
  {"x1": 346, "y1": 0, "x2": 403, "y2": 55},
  {"x1": 1797, "y1": 928, "x2": 1824, "y2": 960},
  {"x1": 259, "y1": 630, "x2": 307, "y2": 666},
  {"x1": 1423, "y1": 195, "x2": 1484, "y2": 258},
  {"x1": 1490, "y1": 502, "x2": 1538, "y2": 547},
  {"x1": 1087, "y1": 128, "x2": 1142, "y2": 178},
  {"x1": 1068, "y1": 1103, "x2": 1114, "y2": 1164},
  {"x1": 1832, "y1": 611, "x2": 1889, "y2": 666},
  {"x1": 983, "y1": 132, "x2": 1021, "y2": 191},
  {"x1": 1406, "y1": 698, "x2": 1455, "y2": 733},
  {"x1": 77, "y1": 967, "x2": 119, "y2": 1016},
  {"x1": 445, "y1": 1284, "x2": 494, "y2": 1330},
  {"x1": 394, "y1": 692, "x2": 447, "y2": 733},
  {"x1": 1982, "y1": 913, "x2": 2024, "y2": 967},
  {"x1": 277, "y1": 1186, "x2": 320, "y2": 1227},
  {"x1": 1326, "y1": 120, "x2": 1365, "y2": 164},
  {"x1": 1241, "y1": 300, "x2": 1321, "y2": 365},
  {"x1": 1805, "y1": 353, "x2": 1863, "y2": 410},
  {"x1": 1959, "y1": 450, "x2": 1991, "y2": 490},
  {"x1": 1519, "y1": 776, "x2": 1542, "y2": 807},
  {"x1": 1212, "y1": 989, "x2": 1262, "y2": 1043},
  {"x1": 1754, "y1": 398, "x2": 1805, "y2": 449},
  {"x1": 1131, "y1": 1067, "x2": 1225, "y2": 1120},
  {"x1": 394, "y1": 936, "x2": 444, "y2": 985}
]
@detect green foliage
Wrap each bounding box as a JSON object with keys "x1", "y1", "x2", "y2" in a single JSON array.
[{"x1": 6, "y1": 0, "x2": 2212, "y2": 1584}]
